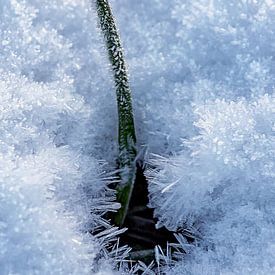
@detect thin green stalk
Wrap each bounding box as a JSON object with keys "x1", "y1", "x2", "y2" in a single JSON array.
[{"x1": 95, "y1": 0, "x2": 137, "y2": 226}]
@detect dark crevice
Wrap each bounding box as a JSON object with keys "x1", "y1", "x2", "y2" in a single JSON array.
[
  {"x1": 104, "y1": 161, "x2": 196, "y2": 267},
  {"x1": 119, "y1": 162, "x2": 178, "y2": 263},
  {"x1": 102, "y1": 161, "x2": 196, "y2": 270}
]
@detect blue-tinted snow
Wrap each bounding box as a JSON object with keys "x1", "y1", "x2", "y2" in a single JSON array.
[
  {"x1": 0, "y1": 0, "x2": 118, "y2": 273},
  {"x1": 110, "y1": 0, "x2": 275, "y2": 274},
  {"x1": 0, "y1": 0, "x2": 275, "y2": 274}
]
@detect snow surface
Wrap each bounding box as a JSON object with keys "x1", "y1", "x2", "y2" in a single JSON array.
[
  {"x1": 0, "y1": 0, "x2": 120, "y2": 274},
  {"x1": 110, "y1": 0, "x2": 275, "y2": 274},
  {"x1": 1, "y1": 0, "x2": 275, "y2": 274}
]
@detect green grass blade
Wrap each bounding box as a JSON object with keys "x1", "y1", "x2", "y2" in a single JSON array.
[{"x1": 95, "y1": 0, "x2": 137, "y2": 226}]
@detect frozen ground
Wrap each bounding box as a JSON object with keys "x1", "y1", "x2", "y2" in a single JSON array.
[{"x1": 0, "y1": 0, "x2": 274, "y2": 274}]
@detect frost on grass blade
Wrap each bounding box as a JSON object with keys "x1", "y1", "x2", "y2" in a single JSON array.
[{"x1": 94, "y1": 0, "x2": 137, "y2": 226}]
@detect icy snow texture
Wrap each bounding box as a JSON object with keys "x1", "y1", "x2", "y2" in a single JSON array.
[
  {"x1": 111, "y1": 0, "x2": 275, "y2": 154},
  {"x1": 0, "y1": 0, "x2": 119, "y2": 274},
  {"x1": 1, "y1": 0, "x2": 275, "y2": 274},
  {"x1": 1, "y1": 0, "x2": 118, "y2": 162},
  {"x1": 110, "y1": 0, "x2": 275, "y2": 274},
  {"x1": 149, "y1": 95, "x2": 275, "y2": 231},
  {"x1": 0, "y1": 71, "x2": 104, "y2": 274},
  {"x1": 150, "y1": 95, "x2": 275, "y2": 274}
]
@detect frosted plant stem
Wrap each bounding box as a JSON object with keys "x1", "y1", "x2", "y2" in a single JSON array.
[{"x1": 95, "y1": 0, "x2": 137, "y2": 226}]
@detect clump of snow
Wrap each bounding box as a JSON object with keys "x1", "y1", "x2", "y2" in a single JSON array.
[
  {"x1": 111, "y1": 0, "x2": 275, "y2": 154},
  {"x1": 0, "y1": 0, "x2": 122, "y2": 273},
  {"x1": 0, "y1": 70, "x2": 115, "y2": 273},
  {"x1": 1, "y1": 0, "x2": 275, "y2": 273},
  {"x1": 148, "y1": 95, "x2": 274, "y2": 229},
  {"x1": 111, "y1": 0, "x2": 275, "y2": 273},
  {"x1": 1, "y1": 0, "x2": 118, "y2": 162},
  {"x1": 147, "y1": 94, "x2": 275, "y2": 274}
]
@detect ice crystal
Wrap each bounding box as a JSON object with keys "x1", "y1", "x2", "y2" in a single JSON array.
[{"x1": 147, "y1": 95, "x2": 275, "y2": 274}]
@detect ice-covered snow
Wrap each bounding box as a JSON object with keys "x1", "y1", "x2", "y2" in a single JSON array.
[
  {"x1": 110, "y1": 0, "x2": 275, "y2": 274},
  {"x1": 0, "y1": 0, "x2": 120, "y2": 274},
  {"x1": 111, "y1": 0, "x2": 275, "y2": 153},
  {"x1": 1, "y1": 0, "x2": 275, "y2": 274},
  {"x1": 147, "y1": 95, "x2": 275, "y2": 274}
]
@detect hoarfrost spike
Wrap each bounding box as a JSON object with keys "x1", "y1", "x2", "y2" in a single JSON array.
[{"x1": 94, "y1": 0, "x2": 137, "y2": 226}]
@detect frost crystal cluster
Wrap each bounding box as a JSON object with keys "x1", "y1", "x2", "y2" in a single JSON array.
[
  {"x1": 0, "y1": 0, "x2": 120, "y2": 274},
  {"x1": 1, "y1": 0, "x2": 275, "y2": 274},
  {"x1": 110, "y1": 0, "x2": 275, "y2": 274},
  {"x1": 148, "y1": 95, "x2": 275, "y2": 274}
]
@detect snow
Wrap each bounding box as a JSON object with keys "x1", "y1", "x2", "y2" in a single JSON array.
[
  {"x1": 147, "y1": 95, "x2": 275, "y2": 273},
  {"x1": 0, "y1": 0, "x2": 119, "y2": 273},
  {"x1": 111, "y1": 0, "x2": 275, "y2": 154},
  {"x1": 0, "y1": 0, "x2": 275, "y2": 274},
  {"x1": 110, "y1": 0, "x2": 275, "y2": 273}
]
